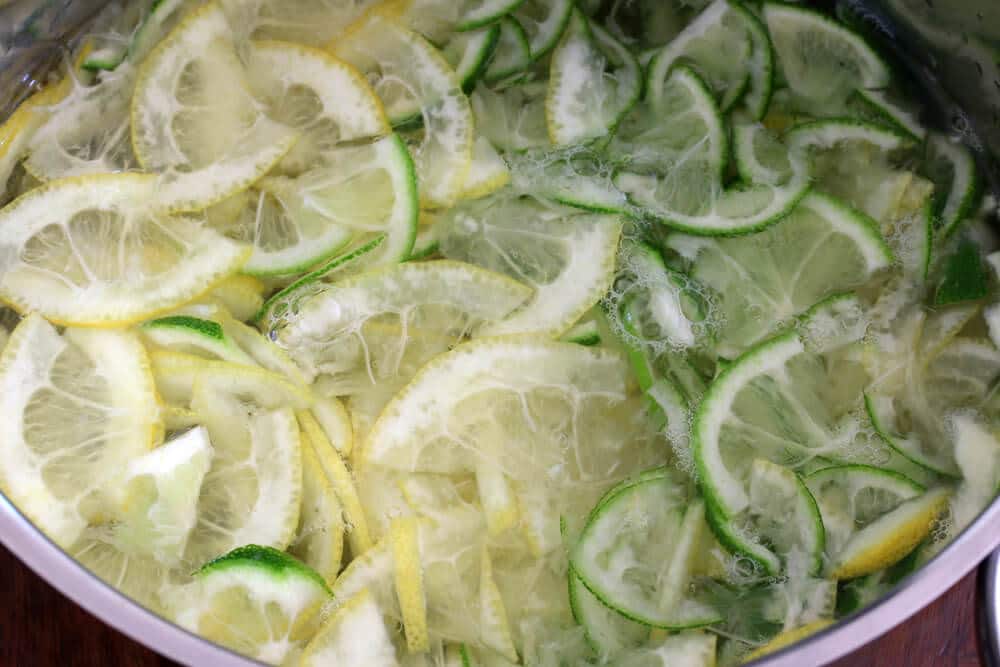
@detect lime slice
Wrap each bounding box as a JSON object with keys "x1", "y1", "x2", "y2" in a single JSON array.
[
  {"x1": 615, "y1": 632, "x2": 717, "y2": 667},
  {"x1": 127, "y1": 0, "x2": 192, "y2": 65},
  {"x1": 268, "y1": 260, "x2": 532, "y2": 387},
  {"x1": 300, "y1": 588, "x2": 401, "y2": 666},
  {"x1": 184, "y1": 381, "x2": 302, "y2": 566},
  {"x1": 333, "y1": 10, "x2": 474, "y2": 207},
  {"x1": 212, "y1": 133, "x2": 417, "y2": 276},
  {"x1": 934, "y1": 237, "x2": 989, "y2": 305},
  {"x1": 693, "y1": 323, "x2": 869, "y2": 521},
  {"x1": 100, "y1": 426, "x2": 213, "y2": 567},
  {"x1": 457, "y1": 0, "x2": 525, "y2": 31},
  {"x1": 142, "y1": 315, "x2": 256, "y2": 365},
  {"x1": 763, "y1": 3, "x2": 890, "y2": 102},
  {"x1": 614, "y1": 66, "x2": 810, "y2": 235},
  {"x1": 246, "y1": 40, "x2": 390, "y2": 173},
  {"x1": 443, "y1": 24, "x2": 502, "y2": 92},
  {"x1": 506, "y1": 147, "x2": 628, "y2": 213},
  {"x1": 471, "y1": 81, "x2": 550, "y2": 152},
  {"x1": 461, "y1": 136, "x2": 511, "y2": 200},
  {"x1": 289, "y1": 426, "x2": 345, "y2": 585},
  {"x1": 440, "y1": 194, "x2": 622, "y2": 337},
  {"x1": 484, "y1": 16, "x2": 532, "y2": 83},
  {"x1": 0, "y1": 315, "x2": 159, "y2": 547},
  {"x1": 948, "y1": 415, "x2": 1000, "y2": 537},
  {"x1": 665, "y1": 191, "x2": 892, "y2": 355},
  {"x1": 849, "y1": 88, "x2": 926, "y2": 142},
  {"x1": 174, "y1": 545, "x2": 330, "y2": 664},
  {"x1": 646, "y1": 0, "x2": 755, "y2": 112},
  {"x1": 131, "y1": 2, "x2": 298, "y2": 212},
  {"x1": 546, "y1": 9, "x2": 640, "y2": 146},
  {"x1": 571, "y1": 480, "x2": 720, "y2": 628},
  {"x1": 562, "y1": 317, "x2": 601, "y2": 346},
  {"x1": 804, "y1": 464, "x2": 924, "y2": 566},
  {"x1": 829, "y1": 486, "x2": 949, "y2": 579},
  {"x1": 513, "y1": 0, "x2": 574, "y2": 60},
  {"x1": 568, "y1": 571, "x2": 649, "y2": 660},
  {"x1": 924, "y1": 132, "x2": 981, "y2": 238},
  {"x1": 0, "y1": 174, "x2": 249, "y2": 326}
]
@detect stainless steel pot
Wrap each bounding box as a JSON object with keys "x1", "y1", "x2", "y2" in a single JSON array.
[{"x1": 1, "y1": 1, "x2": 999, "y2": 665}]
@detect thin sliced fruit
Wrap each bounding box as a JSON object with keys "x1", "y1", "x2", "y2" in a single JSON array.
[
  {"x1": 0, "y1": 75, "x2": 74, "y2": 191},
  {"x1": 665, "y1": 191, "x2": 892, "y2": 355},
  {"x1": 924, "y1": 132, "x2": 981, "y2": 237},
  {"x1": 308, "y1": 395, "x2": 355, "y2": 458},
  {"x1": 829, "y1": 486, "x2": 950, "y2": 579},
  {"x1": 332, "y1": 10, "x2": 474, "y2": 207},
  {"x1": 211, "y1": 133, "x2": 417, "y2": 276},
  {"x1": 458, "y1": 0, "x2": 525, "y2": 31},
  {"x1": 247, "y1": 40, "x2": 390, "y2": 173},
  {"x1": 646, "y1": 0, "x2": 754, "y2": 112},
  {"x1": 513, "y1": 0, "x2": 574, "y2": 60},
  {"x1": 443, "y1": 24, "x2": 502, "y2": 92},
  {"x1": 484, "y1": 16, "x2": 532, "y2": 82},
  {"x1": 207, "y1": 275, "x2": 265, "y2": 322},
  {"x1": 471, "y1": 82, "x2": 550, "y2": 151},
  {"x1": 391, "y1": 516, "x2": 430, "y2": 653},
  {"x1": 546, "y1": 10, "x2": 640, "y2": 146},
  {"x1": 185, "y1": 382, "x2": 302, "y2": 567},
  {"x1": 174, "y1": 544, "x2": 330, "y2": 665},
  {"x1": 290, "y1": 427, "x2": 345, "y2": 585},
  {"x1": 569, "y1": 571, "x2": 649, "y2": 660},
  {"x1": 0, "y1": 315, "x2": 159, "y2": 547},
  {"x1": 948, "y1": 415, "x2": 1000, "y2": 536},
  {"x1": 268, "y1": 260, "x2": 532, "y2": 388},
  {"x1": 461, "y1": 136, "x2": 511, "y2": 200},
  {"x1": 935, "y1": 237, "x2": 989, "y2": 306},
  {"x1": 236, "y1": 0, "x2": 376, "y2": 46},
  {"x1": 131, "y1": 2, "x2": 298, "y2": 212},
  {"x1": 299, "y1": 588, "x2": 400, "y2": 666},
  {"x1": 141, "y1": 315, "x2": 255, "y2": 365},
  {"x1": 849, "y1": 88, "x2": 925, "y2": 142},
  {"x1": 763, "y1": 3, "x2": 890, "y2": 102},
  {"x1": 742, "y1": 619, "x2": 833, "y2": 662},
  {"x1": 805, "y1": 464, "x2": 923, "y2": 565},
  {"x1": 572, "y1": 480, "x2": 720, "y2": 629},
  {"x1": 616, "y1": 632, "x2": 717, "y2": 667},
  {"x1": 0, "y1": 174, "x2": 250, "y2": 326},
  {"x1": 440, "y1": 194, "x2": 622, "y2": 337}
]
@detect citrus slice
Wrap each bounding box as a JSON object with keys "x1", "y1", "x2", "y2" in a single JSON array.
[
  {"x1": 100, "y1": 426, "x2": 213, "y2": 567},
  {"x1": 460, "y1": 136, "x2": 511, "y2": 200},
  {"x1": 131, "y1": 2, "x2": 298, "y2": 212},
  {"x1": 211, "y1": 133, "x2": 417, "y2": 276},
  {"x1": 947, "y1": 415, "x2": 1000, "y2": 537},
  {"x1": 763, "y1": 3, "x2": 890, "y2": 103},
  {"x1": 513, "y1": 0, "x2": 574, "y2": 60},
  {"x1": 184, "y1": 382, "x2": 302, "y2": 566},
  {"x1": 665, "y1": 191, "x2": 892, "y2": 355},
  {"x1": 142, "y1": 315, "x2": 256, "y2": 365},
  {"x1": 924, "y1": 132, "x2": 981, "y2": 238},
  {"x1": 174, "y1": 545, "x2": 330, "y2": 665},
  {"x1": 646, "y1": 0, "x2": 755, "y2": 112},
  {"x1": 457, "y1": 0, "x2": 525, "y2": 31},
  {"x1": 484, "y1": 16, "x2": 532, "y2": 83},
  {"x1": 693, "y1": 324, "x2": 869, "y2": 521},
  {"x1": 849, "y1": 88, "x2": 925, "y2": 142},
  {"x1": 268, "y1": 260, "x2": 531, "y2": 387},
  {"x1": 471, "y1": 82, "x2": 550, "y2": 151},
  {"x1": 0, "y1": 74, "x2": 74, "y2": 191},
  {"x1": 506, "y1": 147, "x2": 628, "y2": 213},
  {"x1": 391, "y1": 516, "x2": 430, "y2": 653},
  {"x1": 332, "y1": 10, "x2": 474, "y2": 207},
  {"x1": 440, "y1": 194, "x2": 622, "y2": 337},
  {"x1": 572, "y1": 480, "x2": 720, "y2": 628},
  {"x1": 569, "y1": 571, "x2": 649, "y2": 660},
  {"x1": 309, "y1": 396, "x2": 355, "y2": 458},
  {"x1": 613, "y1": 66, "x2": 810, "y2": 235},
  {"x1": 235, "y1": 0, "x2": 375, "y2": 46},
  {"x1": 289, "y1": 426, "x2": 345, "y2": 585},
  {"x1": 804, "y1": 464, "x2": 924, "y2": 566},
  {"x1": 741, "y1": 619, "x2": 833, "y2": 662},
  {"x1": 207, "y1": 275, "x2": 265, "y2": 322},
  {"x1": 0, "y1": 174, "x2": 250, "y2": 326},
  {"x1": 246, "y1": 40, "x2": 389, "y2": 173},
  {"x1": 0, "y1": 314, "x2": 159, "y2": 547},
  {"x1": 443, "y1": 24, "x2": 502, "y2": 92},
  {"x1": 829, "y1": 486, "x2": 950, "y2": 579},
  {"x1": 615, "y1": 632, "x2": 717, "y2": 667},
  {"x1": 300, "y1": 588, "x2": 401, "y2": 666},
  {"x1": 24, "y1": 67, "x2": 138, "y2": 180},
  {"x1": 546, "y1": 9, "x2": 640, "y2": 146}
]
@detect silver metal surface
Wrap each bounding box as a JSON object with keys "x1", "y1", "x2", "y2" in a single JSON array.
[
  {"x1": 0, "y1": 493, "x2": 261, "y2": 667},
  {"x1": 978, "y1": 553, "x2": 1000, "y2": 667}
]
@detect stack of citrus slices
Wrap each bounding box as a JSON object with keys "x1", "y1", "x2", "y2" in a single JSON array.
[{"x1": 0, "y1": 0, "x2": 995, "y2": 664}]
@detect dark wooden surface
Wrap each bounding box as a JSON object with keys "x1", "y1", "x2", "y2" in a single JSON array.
[{"x1": 0, "y1": 543, "x2": 985, "y2": 666}]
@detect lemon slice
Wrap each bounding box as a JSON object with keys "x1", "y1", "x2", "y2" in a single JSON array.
[
  {"x1": 440, "y1": 194, "x2": 622, "y2": 337},
  {"x1": 268, "y1": 260, "x2": 532, "y2": 388},
  {"x1": 333, "y1": 10, "x2": 474, "y2": 207},
  {"x1": 131, "y1": 2, "x2": 298, "y2": 212},
  {"x1": 183, "y1": 379, "x2": 303, "y2": 566},
  {"x1": 235, "y1": 0, "x2": 376, "y2": 46},
  {"x1": 215, "y1": 133, "x2": 417, "y2": 276},
  {"x1": 247, "y1": 40, "x2": 389, "y2": 173},
  {"x1": 300, "y1": 588, "x2": 401, "y2": 666},
  {"x1": 390, "y1": 516, "x2": 430, "y2": 653},
  {"x1": 461, "y1": 136, "x2": 511, "y2": 200},
  {"x1": 206, "y1": 274, "x2": 266, "y2": 321},
  {"x1": 308, "y1": 395, "x2": 354, "y2": 457},
  {"x1": 174, "y1": 544, "x2": 330, "y2": 665},
  {"x1": 0, "y1": 314, "x2": 159, "y2": 547},
  {"x1": 0, "y1": 174, "x2": 249, "y2": 326},
  {"x1": 742, "y1": 619, "x2": 834, "y2": 662},
  {"x1": 290, "y1": 424, "x2": 345, "y2": 585}
]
